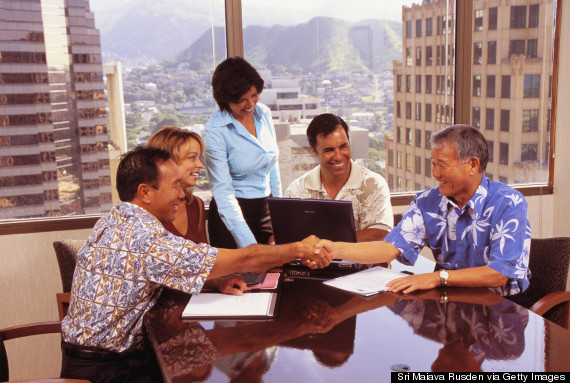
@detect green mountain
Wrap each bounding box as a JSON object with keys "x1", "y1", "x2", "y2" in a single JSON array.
[{"x1": 174, "y1": 16, "x2": 402, "y2": 74}]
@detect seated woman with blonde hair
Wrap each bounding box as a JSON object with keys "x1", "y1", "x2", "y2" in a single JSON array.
[{"x1": 147, "y1": 126, "x2": 246, "y2": 295}]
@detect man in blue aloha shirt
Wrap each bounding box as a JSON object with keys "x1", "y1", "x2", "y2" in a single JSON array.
[{"x1": 314, "y1": 124, "x2": 531, "y2": 296}]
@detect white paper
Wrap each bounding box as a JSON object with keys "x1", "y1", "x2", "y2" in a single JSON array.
[
  {"x1": 182, "y1": 292, "x2": 277, "y2": 318},
  {"x1": 323, "y1": 266, "x2": 407, "y2": 296}
]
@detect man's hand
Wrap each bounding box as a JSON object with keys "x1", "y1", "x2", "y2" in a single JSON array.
[
  {"x1": 298, "y1": 235, "x2": 332, "y2": 269},
  {"x1": 385, "y1": 272, "x2": 440, "y2": 294},
  {"x1": 205, "y1": 274, "x2": 248, "y2": 296}
]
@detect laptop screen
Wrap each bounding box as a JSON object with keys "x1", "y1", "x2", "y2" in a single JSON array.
[{"x1": 268, "y1": 197, "x2": 357, "y2": 244}]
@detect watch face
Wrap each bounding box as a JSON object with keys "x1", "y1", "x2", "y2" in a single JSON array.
[{"x1": 440, "y1": 270, "x2": 449, "y2": 278}]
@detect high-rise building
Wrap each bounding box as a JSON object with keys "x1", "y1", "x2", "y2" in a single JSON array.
[
  {"x1": 0, "y1": 0, "x2": 112, "y2": 218},
  {"x1": 386, "y1": 0, "x2": 553, "y2": 192}
]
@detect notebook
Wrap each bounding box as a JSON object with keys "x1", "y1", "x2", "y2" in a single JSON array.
[{"x1": 268, "y1": 197, "x2": 357, "y2": 244}]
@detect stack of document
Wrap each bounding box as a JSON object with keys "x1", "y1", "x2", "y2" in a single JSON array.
[{"x1": 323, "y1": 266, "x2": 408, "y2": 296}]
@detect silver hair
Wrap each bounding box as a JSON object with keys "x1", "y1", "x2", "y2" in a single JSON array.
[{"x1": 431, "y1": 124, "x2": 489, "y2": 173}]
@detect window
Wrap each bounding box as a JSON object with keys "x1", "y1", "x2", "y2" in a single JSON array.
[
  {"x1": 415, "y1": 103, "x2": 422, "y2": 120},
  {"x1": 486, "y1": 108, "x2": 495, "y2": 130},
  {"x1": 415, "y1": 129, "x2": 422, "y2": 147},
  {"x1": 501, "y1": 75, "x2": 511, "y2": 98},
  {"x1": 473, "y1": 75, "x2": 481, "y2": 96},
  {"x1": 397, "y1": 126, "x2": 402, "y2": 144},
  {"x1": 406, "y1": 75, "x2": 412, "y2": 92},
  {"x1": 529, "y1": 4, "x2": 539, "y2": 28},
  {"x1": 426, "y1": 75, "x2": 432, "y2": 94},
  {"x1": 500, "y1": 110, "x2": 510, "y2": 132},
  {"x1": 406, "y1": 128, "x2": 412, "y2": 145},
  {"x1": 487, "y1": 140, "x2": 494, "y2": 163},
  {"x1": 499, "y1": 176, "x2": 508, "y2": 184},
  {"x1": 524, "y1": 75, "x2": 540, "y2": 98},
  {"x1": 521, "y1": 144, "x2": 538, "y2": 161},
  {"x1": 416, "y1": 47, "x2": 422, "y2": 66},
  {"x1": 437, "y1": 15, "x2": 442, "y2": 35},
  {"x1": 522, "y1": 109, "x2": 539, "y2": 132},
  {"x1": 415, "y1": 155, "x2": 422, "y2": 174},
  {"x1": 510, "y1": 5, "x2": 527, "y2": 29},
  {"x1": 473, "y1": 42, "x2": 482, "y2": 64},
  {"x1": 406, "y1": 48, "x2": 412, "y2": 66},
  {"x1": 416, "y1": 75, "x2": 422, "y2": 93},
  {"x1": 425, "y1": 131, "x2": 432, "y2": 150},
  {"x1": 475, "y1": 10, "x2": 484, "y2": 31},
  {"x1": 397, "y1": 75, "x2": 402, "y2": 92},
  {"x1": 527, "y1": 39, "x2": 538, "y2": 58},
  {"x1": 397, "y1": 152, "x2": 402, "y2": 169},
  {"x1": 487, "y1": 41, "x2": 497, "y2": 64},
  {"x1": 426, "y1": 46, "x2": 433, "y2": 66},
  {"x1": 388, "y1": 149, "x2": 394, "y2": 166},
  {"x1": 416, "y1": 19, "x2": 423, "y2": 37},
  {"x1": 406, "y1": 102, "x2": 412, "y2": 119},
  {"x1": 406, "y1": 154, "x2": 413, "y2": 171},
  {"x1": 509, "y1": 40, "x2": 525, "y2": 57},
  {"x1": 486, "y1": 75, "x2": 495, "y2": 97},
  {"x1": 426, "y1": 103, "x2": 432, "y2": 122},
  {"x1": 425, "y1": 158, "x2": 432, "y2": 177},
  {"x1": 426, "y1": 18, "x2": 433, "y2": 36},
  {"x1": 489, "y1": 7, "x2": 498, "y2": 30},
  {"x1": 500, "y1": 142, "x2": 509, "y2": 165},
  {"x1": 397, "y1": 101, "x2": 402, "y2": 118},
  {"x1": 406, "y1": 20, "x2": 413, "y2": 38},
  {"x1": 472, "y1": 107, "x2": 481, "y2": 129}
]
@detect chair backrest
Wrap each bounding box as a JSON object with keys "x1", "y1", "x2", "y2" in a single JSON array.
[
  {"x1": 0, "y1": 321, "x2": 90, "y2": 382},
  {"x1": 53, "y1": 240, "x2": 84, "y2": 292},
  {"x1": 508, "y1": 237, "x2": 570, "y2": 324}
]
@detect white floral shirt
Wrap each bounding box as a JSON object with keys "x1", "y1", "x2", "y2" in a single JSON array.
[
  {"x1": 284, "y1": 160, "x2": 393, "y2": 232},
  {"x1": 384, "y1": 175, "x2": 531, "y2": 296}
]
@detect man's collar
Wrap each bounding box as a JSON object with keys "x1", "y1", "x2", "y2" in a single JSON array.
[{"x1": 305, "y1": 159, "x2": 359, "y2": 192}]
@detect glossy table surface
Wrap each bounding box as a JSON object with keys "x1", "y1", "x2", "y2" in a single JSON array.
[{"x1": 145, "y1": 277, "x2": 570, "y2": 382}]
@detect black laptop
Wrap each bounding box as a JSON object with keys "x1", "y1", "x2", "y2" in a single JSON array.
[{"x1": 268, "y1": 197, "x2": 357, "y2": 244}]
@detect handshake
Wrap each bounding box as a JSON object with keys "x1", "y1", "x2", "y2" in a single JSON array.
[{"x1": 295, "y1": 235, "x2": 337, "y2": 269}]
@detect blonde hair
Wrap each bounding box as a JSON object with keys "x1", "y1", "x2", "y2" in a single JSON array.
[{"x1": 147, "y1": 126, "x2": 204, "y2": 164}]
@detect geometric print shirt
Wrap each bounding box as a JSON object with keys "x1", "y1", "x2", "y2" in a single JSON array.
[
  {"x1": 384, "y1": 175, "x2": 531, "y2": 296},
  {"x1": 61, "y1": 202, "x2": 217, "y2": 352}
]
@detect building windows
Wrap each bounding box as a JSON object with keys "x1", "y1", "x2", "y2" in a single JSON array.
[
  {"x1": 509, "y1": 40, "x2": 525, "y2": 57},
  {"x1": 426, "y1": 103, "x2": 432, "y2": 122},
  {"x1": 406, "y1": 154, "x2": 413, "y2": 171},
  {"x1": 426, "y1": 17, "x2": 433, "y2": 36},
  {"x1": 521, "y1": 143, "x2": 538, "y2": 161},
  {"x1": 415, "y1": 155, "x2": 422, "y2": 174},
  {"x1": 501, "y1": 75, "x2": 511, "y2": 98},
  {"x1": 406, "y1": 128, "x2": 412, "y2": 145},
  {"x1": 486, "y1": 108, "x2": 495, "y2": 130},
  {"x1": 425, "y1": 131, "x2": 432, "y2": 150},
  {"x1": 524, "y1": 75, "x2": 540, "y2": 98},
  {"x1": 406, "y1": 102, "x2": 412, "y2": 119},
  {"x1": 416, "y1": 19, "x2": 423, "y2": 37},
  {"x1": 425, "y1": 158, "x2": 432, "y2": 177},
  {"x1": 415, "y1": 129, "x2": 422, "y2": 147},
  {"x1": 397, "y1": 126, "x2": 402, "y2": 143},
  {"x1": 500, "y1": 110, "x2": 510, "y2": 132},
  {"x1": 437, "y1": 15, "x2": 442, "y2": 35},
  {"x1": 426, "y1": 46, "x2": 433, "y2": 66},
  {"x1": 416, "y1": 75, "x2": 422, "y2": 93},
  {"x1": 426, "y1": 75, "x2": 432, "y2": 94},
  {"x1": 499, "y1": 176, "x2": 508, "y2": 184},
  {"x1": 406, "y1": 75, "x2": 412, "y2": 92},
  {"x1": 388, "y1": 149, "x2": 394, "y2": 167},
  {"x1": 500, "y1": 142, "x2": 509, "y2": 165},
  {"x1": 406, "y1": 20, "x2": 413, "y2": 38},
  {"x1": 472, "y1": 107, "x2": 480, "y2": 129},
  {"x1": 397, "y1": 152, "x2": 402, "y2": 169},
  {"x1": 406, "y1": 48, "x2": 412, "y2": 66},
  {"x1": 415, "y1": 103, "x2": 422, "y2": 120},
  {"x1": 473, "y1": 75, "x2": 481, "y2": 96},
  {"x1": 397, "y1": 101, "x2": 402, "y2": 118},
  {"x1": 489, "y1": 7, "x2": 498, "y2": 30},
  {"x1": 510, "y1": 5, "x2": 527, "y2": 29},
  {"x1": 522, "y1": 109, "x2": 539, "y2": 132},
  {"x1": 487, "y1": 140, "x2": 494, "y2": 163},
  {"x1": 473, "y1": 42, "x2": 482, "y2": 64},
  {"x1": 416, "y1": 47, "x2": 422, "y2": 66},
  {"x1": 527, "y1": 39, "x2": 538, "y2": 58},
  {"x1": 397, "y1": 75, "x2": 402, "y2": 92},
  {"x1": 475, "y1": 10, "x2": 484, "y2": 31},
  {"x1": 529, "y1": 4, "x2": 539, "y2": 28},
  {"x1": 487, "y1": 41, "x2": 497, "y2": 64},
  {"x1": 486, "y1": 75, "x2": 495, "y2": 97}
]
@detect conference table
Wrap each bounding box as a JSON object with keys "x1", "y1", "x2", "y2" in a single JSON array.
[{"x1": 144, "y1": 275, "x2": 570, "y2": 382}]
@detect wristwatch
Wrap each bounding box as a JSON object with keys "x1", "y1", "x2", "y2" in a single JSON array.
[{"x1": 439, "y1": 269, "x2": 449, "y2": 286}]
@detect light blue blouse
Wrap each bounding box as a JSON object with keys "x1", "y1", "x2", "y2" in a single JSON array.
[{"x1": 203, "y1": 103, "x2": 282, "y2": 248}]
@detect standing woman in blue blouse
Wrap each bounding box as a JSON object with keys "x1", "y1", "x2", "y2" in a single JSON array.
[{"x1": 204, "y1": 56, "x2": 282, "y2": 248}]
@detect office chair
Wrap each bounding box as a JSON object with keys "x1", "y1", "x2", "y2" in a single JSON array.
[
  {"x1": 507, "y1": 237, "x2": 570, "y2": 330},
  {"x1": 0, "y1": 321, "x2": 90, "y2": 382},
  {"x1": 53, "y1": 240, "x2": 84, "y2": 321}
]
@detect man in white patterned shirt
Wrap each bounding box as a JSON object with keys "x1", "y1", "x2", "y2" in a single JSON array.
[
  {"x1": 60, "y1": 146, "x2": 330, "y2": 383},
  {"x1": 285, "y1": 113, "x2": 393, "y2": 241}
]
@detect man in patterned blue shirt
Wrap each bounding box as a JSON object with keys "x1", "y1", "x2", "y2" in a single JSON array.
[{"x1": 314, "y1": 125, "x2": 531, "y2": 297}]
